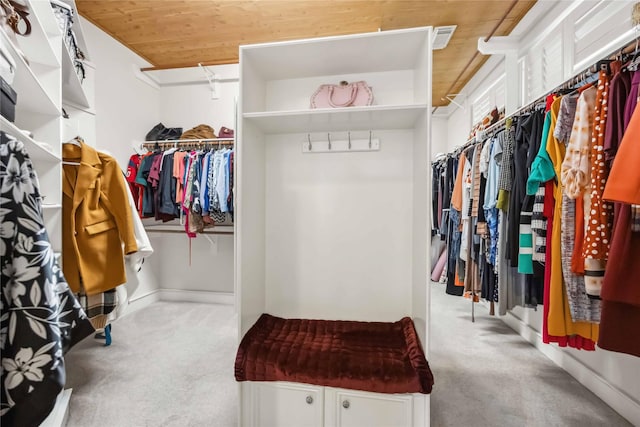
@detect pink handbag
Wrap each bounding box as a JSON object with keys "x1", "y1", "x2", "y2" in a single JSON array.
[{"x1": 310, "y1": 80, "x2": 373, "y2": 109}]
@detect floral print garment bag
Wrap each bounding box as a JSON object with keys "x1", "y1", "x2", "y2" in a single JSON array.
[{"x1": 0, "y1": 133, "x2": 94, "y2": 426}]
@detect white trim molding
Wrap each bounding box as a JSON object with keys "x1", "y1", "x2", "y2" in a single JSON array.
[{"x1": 159, "y1": 289, "x2": 235, "y2": 305}]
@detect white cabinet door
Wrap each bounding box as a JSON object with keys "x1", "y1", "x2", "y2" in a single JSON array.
[
  {"x1": 250, "y1": 382, "x2": 324, "y2": 427},
  {"x1": 325, "y1": 388, "x2": 413, "y2": 427}
]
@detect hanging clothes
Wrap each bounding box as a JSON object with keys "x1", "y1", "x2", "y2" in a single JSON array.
[
  {"x1": 128, "y1": 142, "x2": 235, "y2": 230},
  {"x1": 545, "y1": 96, "x2": 599, "y2": 345},
  {"x1": 599, "y1": 81, "x2": 640, "y2": 358},
  {"x1": 582, "y1": 70, "x2": 612, "y2": 298},
  {"x1": 1, "y1": 133, "x2": 94, "y2": 426},
  {"x1": 446, "y1": 151, "x2": 465, "y2": 296},
  {"x1": 62, "y1": 140, "x2": 138, "y2": 296}
]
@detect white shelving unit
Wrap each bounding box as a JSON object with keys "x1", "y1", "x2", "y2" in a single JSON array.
[
  {"x1": 237, "y1": 27, "x2": 433, "y2": 427},
  {"x1": 243, "y1": 104, "x2": 428, "y2": 133},
  {"x1": 0, "y1": 0, "x2": 94, "y2": 425}
]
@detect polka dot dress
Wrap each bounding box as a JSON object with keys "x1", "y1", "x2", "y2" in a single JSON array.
[{"x1": 582, "y1": 70, "x2": 612, "y2": 297}]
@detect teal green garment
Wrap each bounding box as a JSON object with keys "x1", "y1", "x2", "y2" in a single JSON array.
[
  {"x1": 518, "y1": 226, "x2": 534, "y2": 274},
  {"x1": 526, "y1": 111, "x2": 556, "y2": 195}
]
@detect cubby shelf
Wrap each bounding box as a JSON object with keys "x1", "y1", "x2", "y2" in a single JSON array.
[
  {"x1": 0, "y1": 29, "x2": 60, "y2": 117},
  {"x1": 61, "y1": 45, "x2": 90, "y2": 108},
  {"x1": 243, "y1": 104, "x2": 428, "y2": 134},
  {"x1": 1, "y1": 116, "x2": 61, "y2": 162}
]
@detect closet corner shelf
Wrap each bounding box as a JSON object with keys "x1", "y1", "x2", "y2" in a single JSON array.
[
  {"x1": 0, "y1": 30, "x2": 60, "y2": 117},
  {"x1": 28, "y1": 0, "x2": 64, "y2": 39},
  {"x1": 1, "y1": 116, "x2": 61, "y2": 163},
  {"x1": 61, "y1": 47, "x2": 91, "y2": 109},
  {"x1": 243, "y1": 104, "x2": 428, "y2": 133},
  {"x1": 59, "y1": 0, "x2": 91, "y2": 62},
  {"x1": 1, "y1": 9, "x2": 59, "y2": 69}
]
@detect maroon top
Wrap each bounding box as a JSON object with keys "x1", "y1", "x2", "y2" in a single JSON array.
[
  {"x1": 235, "y1": 313, "x2": 434, "y2": 394},
  {"x1": 623, "y1": 69, "x2": 640, "y2": 128},
  {"x1": 603, "y1": 65, "x2": 631, "y2": 165},
  {"x1": 598, "y1": 67, "x2": 640, "y2": 358},
  {"x1": 599, "y1": 205, "x2": 640, "y2": 357}
]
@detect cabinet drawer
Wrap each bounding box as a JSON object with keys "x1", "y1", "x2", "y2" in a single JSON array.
[
  {"x1": 325, "y1": 388, "x2": 413, "y2": 427},
  {"x1": 250, "y1": 382, "x2": 324, "y2": 427}
]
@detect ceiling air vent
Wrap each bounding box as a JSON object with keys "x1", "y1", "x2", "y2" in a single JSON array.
[{"x1": 432, "y1": 25, "x2": 457, "y2": 50}]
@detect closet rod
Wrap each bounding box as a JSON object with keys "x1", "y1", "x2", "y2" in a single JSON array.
[
  {"x1": 456, "y1": 36, "x2": 640, "y2": 154},
  {"x1": 144, "y1": 228, "x2": 233, "y2": 235},
  {"x1": 501, "y1": 37, "x2": 640, "y2": 118},
  {"x1": 452, "y1": 37, "x2": 640, "y2": 321},
  {"x1": 143, "y1": 137, "x2": 234, "y2": 144},
  {"x1": 141, "y1": 139, "x2": 235, "y2": 150}
]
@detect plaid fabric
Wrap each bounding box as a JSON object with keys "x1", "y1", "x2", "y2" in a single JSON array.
[
  {"x1": 498, "y1": 120, "x2": 515, "y2": 192},
  {"x1": 77, "y1": 288, "x2": 117, "y2": 329},
  {"x1": 633, "y1": 205, "x2": 640, "y2": 232}
]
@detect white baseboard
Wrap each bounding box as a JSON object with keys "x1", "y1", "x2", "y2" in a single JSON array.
[
  {"x1": 40, "y1": 388, "x2": 72, "y2": 427},
  {"x1": 127, "y1": 288, "x2": 234, "y2": 312},
  {"x1": 127, "y1": 289, "x2": 161, "y2": 314},
  {"x1": 158, "y1": 289, "x2": 234, "y2": 305},
  {"x1": 502, "y1": 311, "x2": 640, "y2": 426}
]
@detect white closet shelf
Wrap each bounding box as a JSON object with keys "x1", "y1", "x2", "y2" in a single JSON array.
[
  {"x1": 241, "y1": 27, "x2": 430, "y2": 80},
  {"x1": 144, "y1": 224, "x2": 234, "y2": 235},
  {"x1": 42, "y1": 203, "x2": 62, "y2": 209},
  {"x1": 61, "y1": 48, "x2": 90, "y2": 109},
  {"x1": 0, "y1": 32, "x2": 60, "y2": 117},
  {"x1": 243, "y1": 104, "x2": 428, "y2": 133},
  {"x1": 28, "y1": 0, "x2": 64, "y2": 39},
  {"x1": 1, "y1": 116, "x2": 61, "y2": 162},
  {"x1": 58, "y1": 0, "x2": 91, "y2": 61},
  {"x1": 4, "y1": 5, "x2": 59, "y2": 68},
  {"x1": 39, "y1": 388, "x2": 71, "y2": 427}
]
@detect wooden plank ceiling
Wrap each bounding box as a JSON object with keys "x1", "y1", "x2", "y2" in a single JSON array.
[{"x1": 77, "y1": 0, "x2": 535, "y2": 107}]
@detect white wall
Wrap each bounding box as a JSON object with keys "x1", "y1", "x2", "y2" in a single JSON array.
[
  {"x1": 80, "y1": 18, "x2": 162, "y2": 302},
  {"x1": 445, "y1": 101, "x2": 471, "y2": 152},
  {"x1": 431, "y1": 116, "x2": 448, "y2": 158},
  {"x1": 80, "y1": 18, "x2": 161, "y2": 168},
  {"x1": 442, "y1": 1, "x2": 640, "y2": 424},
  {"x1": 157, "y1": 65, "x2": 238, "y2": 132},
  {"x1": 142, "y1": 65, "x2": 239, "y2": 294}
]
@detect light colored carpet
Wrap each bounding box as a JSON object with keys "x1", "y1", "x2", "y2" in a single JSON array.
[
  {"x1": 64, "y1": 291, "x2": 630, "y2": 427},
  {"x1": 429, "y1": 281, "x2": 631, "y2": 427},
  {"x1": 64, "y1": 301, "x2": 238, "y2": 427}
]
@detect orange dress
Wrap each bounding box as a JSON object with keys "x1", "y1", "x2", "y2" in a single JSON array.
[{"x1": 604, "y1": 102, "x2": 640, "y2": 204}]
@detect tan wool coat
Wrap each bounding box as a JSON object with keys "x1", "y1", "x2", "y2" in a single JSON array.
[{"x1": 62, "y1": 141, "x2": 137, "y2": 295}]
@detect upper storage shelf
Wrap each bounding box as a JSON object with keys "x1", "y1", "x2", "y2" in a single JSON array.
[
  {"x1": 61, "y1": 44, "x2": 90, "y2": 108},
  {"x1": 1, "y1": 116, "x2": 61, "y2": 163},
  {"x1": 0, "y1": 29, "x2": 60, "y2": 117},
  {"x1": 242, "y1": 27, "x2": 431, "y2": 80},
  {"x1": 240, "y1": 27, "x2": 432, "y2": 118},
  {"x1": 244, "y1": 104, "x2": 428, "y2": 134}
]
